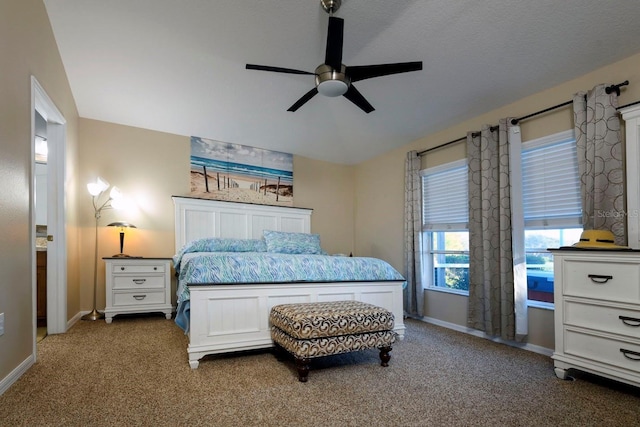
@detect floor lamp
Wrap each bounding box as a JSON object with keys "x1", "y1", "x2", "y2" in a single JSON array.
[{"x1": 82, "y1": 177, "x2": 124, "y2": 321}]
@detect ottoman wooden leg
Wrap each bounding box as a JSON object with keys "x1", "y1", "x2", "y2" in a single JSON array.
[
  {"x1": 379, "y1": 346, "x2": 392, "y2": 367},
  {"x1": 295, "y1": 357, "x2": 310, "y2": 382}
]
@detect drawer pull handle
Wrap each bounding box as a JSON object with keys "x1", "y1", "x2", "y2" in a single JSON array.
[
  {"x1": 120, "y1": 267, "x2": 125, "y2": 271},
  {"x1": 154, "y1": 267, "x2": 157, "y2": 270},
  {"x1": 133, "y1": 295, "x2": 147, "y2": 300},
  {"x1": 620, "y1": 349, "x2": 640, "y2": 361},
  {"x1": 587, "y1": 274, "x2": 613, "y2": 284},
  {"x1": 132, "y1": 279, "x2": 146, "y2": 285},
  {"x1": 619, "y1": 316, "x2": 640, "y2": 327}
]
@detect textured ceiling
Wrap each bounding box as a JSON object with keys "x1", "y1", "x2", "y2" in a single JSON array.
[{"x1": 44, "y1": 0, "x2": 640, "y2": 164}]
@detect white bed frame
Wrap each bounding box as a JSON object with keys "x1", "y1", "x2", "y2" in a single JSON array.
[{"x1": 173, "y1": 196, "x2": 406, "y2": 368}]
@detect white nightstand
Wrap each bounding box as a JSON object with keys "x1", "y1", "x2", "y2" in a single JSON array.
[{"x1": 103, "y1": 257, "x2": 173, "y2": 324}]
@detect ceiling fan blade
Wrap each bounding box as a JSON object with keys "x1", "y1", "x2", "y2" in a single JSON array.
[
  {"x1": 347, "y1": 61, "x2": 423, "y2": 82},
  {"x1": 324, "y1": 16, "x2": 344, "y2": 70},
  {"x1": 246, "y1": 64, "x2": 315, "y2": 75},
  {"x1": 343, "y1": 85, "x2": 374, "y2": 114},
  {"x1": 287, "y1": 88, "x2": 319, "y2": 112}
]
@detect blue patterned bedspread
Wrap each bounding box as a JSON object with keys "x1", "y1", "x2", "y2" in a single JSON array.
[{"x1": 173, "y1": 251, "x2": 405, "y2": 333}]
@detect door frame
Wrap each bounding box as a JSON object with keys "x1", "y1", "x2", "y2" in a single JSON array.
[{"x1": 31, "y1": 76, "x2": 67, "y2": 347}]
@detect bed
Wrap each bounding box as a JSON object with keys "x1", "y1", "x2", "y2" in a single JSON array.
[{"x1": 172, "y1": 196, "x2": 406, "y2": 368}]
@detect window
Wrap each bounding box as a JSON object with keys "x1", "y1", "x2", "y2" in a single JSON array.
[
  {"x1": 421, "y1": 160, "x2": 469, "y2": 294},
  {"x1": 419, "y1": 130, "x2": 581, "y2": 303},
  {"x1": 524, "y1": 228, "x2": 581, "y2": 303},
  {"x1": 522, "y1": 130, "x2": 582, "y2": 304}
]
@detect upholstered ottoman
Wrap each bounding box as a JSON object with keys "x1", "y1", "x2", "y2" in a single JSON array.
[{"x1": 270, "y1": 300, "x2": 397, "y2": 382}]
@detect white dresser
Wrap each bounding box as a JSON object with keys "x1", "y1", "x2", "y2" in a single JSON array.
[
  {"x1": 550, "y1": 249, "x2": 640, "y2": 387},
  {"x1": 104, "y1": 257, "x2": 173, "y2": 323}
]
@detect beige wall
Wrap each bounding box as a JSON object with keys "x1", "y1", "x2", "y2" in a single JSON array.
[
  {"x1": 0, "y1": 0, "x2": 79, "y2": 384},
  {"x1": 293, "y1": 156, "x2": 355, "y2": 255},
  {"x1": 76, "y1": 120, "x2": 356, "y2": 309},
  {"x1": 355, "y1": 52, "x2": 640, "y2": 350}
]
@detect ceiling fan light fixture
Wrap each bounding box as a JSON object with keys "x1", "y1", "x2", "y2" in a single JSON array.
[
  {"x1": 315, "y1": 64, "x2": 349, "y2": 97},
  {"x1": 317, "y1": 79, "x2": 348, "y2": 97}
]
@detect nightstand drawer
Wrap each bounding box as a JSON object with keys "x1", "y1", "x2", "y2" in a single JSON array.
[
  {"x1": 564, "y1": 329, "x2": 640, "y2": 374},
  {"x1": 112, "y1": 290, "x2": 166, "y2": 307},
  {"x1": 564, "y1": 301, "x2": 640, "y2": 339},
  {"x1": 112, "y1": 264, "x2": 166, "y2": 274},
  {"x1": 563, "y1": 260, "x2": 640, "y2": 302},
  {"x1": 113, "y1": 275, "x2": 166, "y2": 290}
]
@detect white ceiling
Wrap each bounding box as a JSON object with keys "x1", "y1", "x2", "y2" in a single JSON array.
[{"x1": 44, "y1": 0, "x2": 640, "y2": 164}]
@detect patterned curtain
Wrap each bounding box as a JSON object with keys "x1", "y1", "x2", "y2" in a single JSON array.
[
  {"x1": 467, "y1": 120, "x2": 526, "y2": 341},
  {"x1": 573, "y1": 84, "x2": 626, "y2": 244},
  {"x1": 404, "y1": 151, "x2": 424, "y2": 317}
]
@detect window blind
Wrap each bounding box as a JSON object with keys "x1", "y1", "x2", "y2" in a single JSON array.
[
  {"x1": 522, "y1": 135, "x2": 581, "y2": 228},
  {"x1": 421, "y1": 160, "x2": 468, "y2": 230}
]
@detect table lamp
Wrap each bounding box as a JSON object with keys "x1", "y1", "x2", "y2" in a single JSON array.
[{"x1": 107, "y1": 221, "x2": 137, "y2": 257}]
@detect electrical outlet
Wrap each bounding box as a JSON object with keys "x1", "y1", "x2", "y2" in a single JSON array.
[{"x1": 0, "y1": 313, "x2": 4, "y2": 336}]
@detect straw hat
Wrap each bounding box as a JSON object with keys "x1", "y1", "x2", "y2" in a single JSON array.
[{"x1": 572, "y1": 229, "x2": 629, "y2": 249}]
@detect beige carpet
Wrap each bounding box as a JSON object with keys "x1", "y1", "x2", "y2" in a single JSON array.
[{"x1": 1, "y1": 316, "x2": 639, "y2": 426}]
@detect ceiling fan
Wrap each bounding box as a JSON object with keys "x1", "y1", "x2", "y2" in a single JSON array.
[{"x1": 246, "y1": 0, "x2": 423, "y2": 113}]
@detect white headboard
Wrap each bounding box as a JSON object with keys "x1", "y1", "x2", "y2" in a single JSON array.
[{"x1": 172, "y1": 196, "x2": 313, "y2": 251}]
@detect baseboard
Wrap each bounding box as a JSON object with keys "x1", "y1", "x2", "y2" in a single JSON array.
[
  {"x1": 68, "y1": 311, "x2": 84, "y2": 330},
  {"x1": 418, "y1": 315, "x2": 553, "y2": 357},
  {"x1": 0, "y1": 354, "x2": 35, "y2": 396}
]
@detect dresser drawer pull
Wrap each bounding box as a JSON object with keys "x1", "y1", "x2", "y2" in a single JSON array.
[
  {"x1": 132, "y1": 279, "x2": 146, "y2": 285},
  {"x1": 619, "y1": 316, "x2": 640, "y2": 327},
  {"x1": 133, "y1": 295, "x2": 147, "y2": 300},
  {"x1": 587, "y1": 274, "x2": 613, "y2": 283},
  {"x1": 620, "y1": 349, "x2": 640, "y2": 361}
]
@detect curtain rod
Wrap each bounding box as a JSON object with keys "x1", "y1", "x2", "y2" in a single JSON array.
[
  {"x1": 418, "y1": 80, "x2": 629, "y2": 156},
  {"x1": 511, "y1": 80, "x2": 628, "y2": 125},
  {"x1": 417, "y1": 136, "x2": 465, "y2": 156},
  {"x1": 418, "y1": 126, "x2": 499, "y2": 156},
  {"x1": 617, "y1": 98, "x2": 640, "y2": 111}
]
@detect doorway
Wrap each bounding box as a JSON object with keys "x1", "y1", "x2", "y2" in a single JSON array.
[
  {"x1": 34, "y1": 111, "x2": 48, "y2": 339},
  {"x1": 31, "y1": 77, "x2": 67, "y2": 357}
]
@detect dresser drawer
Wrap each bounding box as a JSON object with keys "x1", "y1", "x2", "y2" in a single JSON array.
[
  {"x1": 113, "y1": 275, "x2": 166, "y2": 290},
  {"x1": 112, "y1": 264, "x2": 166, "y2": 274},
  {"x1": 564, "y1": 301, "x2": 640, "y2": 339},
  {"x1": 112, "y1": 290, "x2": 166, "y2": 307},
  {"x1": 563, "y1": 260, "x2": 640, "y2": 302},
  {"x1": 564, "y1": 329, "x2": 640, "y2": 374}
]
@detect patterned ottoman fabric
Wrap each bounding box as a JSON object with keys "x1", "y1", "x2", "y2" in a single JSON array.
[
  {"x1": 271, "y1": 326, "x2": 397, "y2": 359},
  {"x1": 269, "y1": 300, "x2": 397, "y2": 382},
  {"x1": 269, "y1": 300, "x2": 395, "y2": 339}
]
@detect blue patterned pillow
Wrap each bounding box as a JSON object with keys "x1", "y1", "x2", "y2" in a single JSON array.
[
  {"x1": 263, "y1": 230, "x2": 326, "y2": 255},
  {"x1": 174, "y1": 238, "x2": 267, "y2": 270},
  {"x1": 211, "y1": 238, "x2": 267, "y2": 253}
]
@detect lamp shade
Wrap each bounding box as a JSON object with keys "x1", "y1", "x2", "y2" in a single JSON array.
[
  {"x1": 87, "y1": 177, "x2": 109, "y2": 196},
  {"x1": 107, "y1": 222, "x2": 137, "y2": 257},
  {"x1": 107, "y1": 221, "x2": 136, "y2": 229}
]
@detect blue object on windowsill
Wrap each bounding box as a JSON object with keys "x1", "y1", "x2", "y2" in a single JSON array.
[{"x1": 527, "y1": 270, "x2": 554, "y2": 293}]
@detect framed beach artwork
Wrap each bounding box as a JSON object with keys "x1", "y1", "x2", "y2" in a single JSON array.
[{"x1": 190, "y1": 136, "x2": 294, "y2": 206}]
